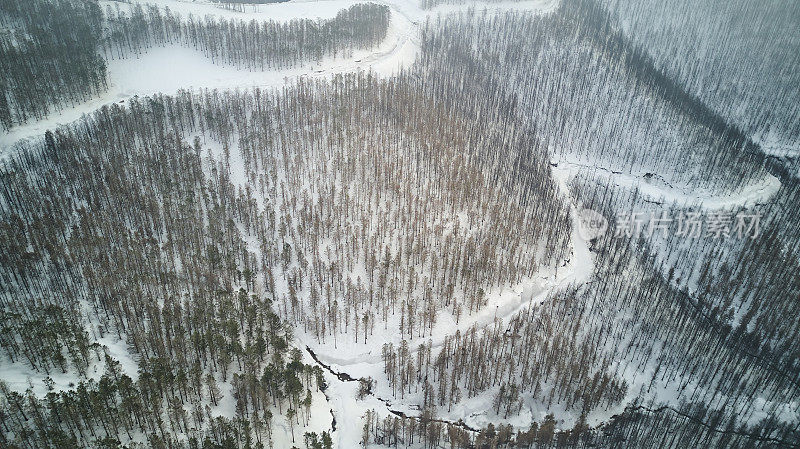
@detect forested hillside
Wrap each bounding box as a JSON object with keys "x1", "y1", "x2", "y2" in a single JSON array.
[
  {"x1": 1, "y1": 0, "x2": 798, "y2": 448},
  {"x1": 0, "y1": 0, "x2": 107, "y2": 129},
  {"x1": 600, "y1": 0, "x2": 800, "y2": 158}
]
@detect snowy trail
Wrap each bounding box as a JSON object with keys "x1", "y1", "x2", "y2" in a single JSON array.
[
  {"x1": 551, "y1": 155, "x2": 781, "y2": 209},
  {"x1": 302, "y1": 144, "x2": 784, "y2": 435},
  {"x1": 303, "y1": 231, "x2": 593, "y2": 447}
]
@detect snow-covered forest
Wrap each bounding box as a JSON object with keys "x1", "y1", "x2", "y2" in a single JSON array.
[{"x1": 1, "y1": 0, "x2": 799, "y2": 448}]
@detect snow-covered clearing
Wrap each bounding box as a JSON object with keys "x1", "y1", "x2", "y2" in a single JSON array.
[
  {"x1": 0, "y1": 0, "x2": 557, "y2": 154},
  {"x1": 0, "y1": 4, "x2": 416, "y2": 152}
]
